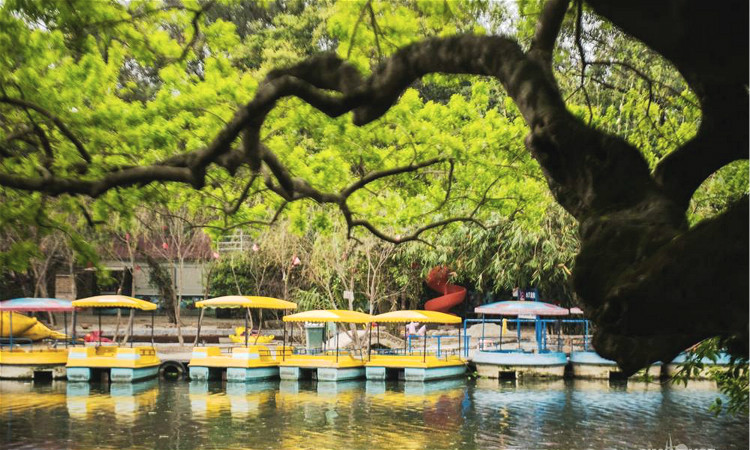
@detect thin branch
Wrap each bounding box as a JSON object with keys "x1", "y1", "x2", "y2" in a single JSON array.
[
  {"x1": 367, "y1": 2, "x2": 383, "y2": 61},
  {"x1": 351, "y1": 216, "x2": 486, "y2": 246},
  {"x1": 341, "y1": 158, "x2": 447, "y2": 199},
  {"x1": 224, "y1": 174, "x2": 258, "y2": 215},
  {"x1": 574, "y1": 0, "x2": 592, "y2": 124},
  {"x1": 0, "y1": 96, "x2": 91, "y2": 163},
  {"x1": 347, "y1": 0, "x2": 372, "y2": 60}
]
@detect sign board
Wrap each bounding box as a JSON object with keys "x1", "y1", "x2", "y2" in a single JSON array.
[
  {"x1": 518, "y1": 314, "x2": 537, "y2": 320},
  {"x1": 513, "y1": 287, "x2": 539, "y2": 301},
  {"x1": 343, "y1": 290, "x2": 354, "y2": 301}
]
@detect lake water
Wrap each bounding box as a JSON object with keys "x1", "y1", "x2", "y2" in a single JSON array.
[{"x1": 0, "y1": 378, "x2": 746, "y2": 449}]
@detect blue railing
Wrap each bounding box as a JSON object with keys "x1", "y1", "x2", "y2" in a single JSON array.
[
  {"x1": 292, "y1": 347, "x2": 365, "y2": 359},
  {"x1": 405, "y1": 334, "x2": 457, "y2": 358},
  {"x1": 462, "y1": 318, "x2": 590, "y2": 357},
  {"x1": 0, "y1": 337, "x2": 34, "y2": 349}
]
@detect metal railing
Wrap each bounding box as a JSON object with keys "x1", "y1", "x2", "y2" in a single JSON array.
[
  {"x1": 404, "y1": 334, "x2": 461, "y2": 360},
  {"x1": 462, "y1": 318, "x2": 590, "y2": 357},
  {"x1": 291, "y1": 347, "x2": 366, "y2": 360}
]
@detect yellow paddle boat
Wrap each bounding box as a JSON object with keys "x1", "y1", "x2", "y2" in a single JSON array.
[
  {"x1": 188, "y1": 295, "x2": 296, "y2": 382},
  {"x1": 0, "y1": 298, "x2": 74, "y2": 380},
  {"x1": 229, "y1": 327, "x2": 275, "y2": 344},
  {"x1": 279, "y1": 310, "x2": 373, "y2": 382},
  {"x1": 66, "y1": 295, "x2": 160, "y2": 383},
  {"x1": 366, "y1": 310, "x2": 466, "y2": 382}
]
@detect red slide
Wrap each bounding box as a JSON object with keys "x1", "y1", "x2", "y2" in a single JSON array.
[{"x1": 425, "y1": 266, "x2": 466, "y2": 314}]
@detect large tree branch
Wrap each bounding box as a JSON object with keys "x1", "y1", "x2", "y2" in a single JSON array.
[
  {"x1": 584, "y1": 0, "x2": 748, "y2": 209},
  {"x1": 653, "y1": 84, "x2": 749, "y2": 207},
  {"x1": 529, "y1": 0, "x2": 571, "y2": 65},
  {"x1": 589, "y1": 196, "x2": 749, "y2": 373},
  {"x1": 584, "y1": 0, "x2": 748, "y2": 89}
]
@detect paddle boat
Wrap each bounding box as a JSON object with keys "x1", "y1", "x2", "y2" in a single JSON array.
[
  {"x1": 188, "y1": 295, "x2": 296, "y2": 382},
  {"x1": 279, "y1": 310, "x2": 372, "y2": 381},
  {"x1": 0, "y1": 297, "x2": 73, "y2": 380},
  {"x1": 470, "y1": 300, "x2": 569, "y2": 379},
  {"x1": 66, "y1": 295, "x2": 160, "y2": 383},
  {"x1": 566, "y1": 314, "x2": 662, "y2": 380},
  {"x1": 566, "y1": 316, "x2": 623, "y2": 379},
  {"x1": 366, "y1": 310, "x2": 466, "y2": 382}
]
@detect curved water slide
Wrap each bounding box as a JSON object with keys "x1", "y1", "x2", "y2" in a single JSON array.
[{"x1": 424, "y1": 266, "x2": 466, "y2": 314}]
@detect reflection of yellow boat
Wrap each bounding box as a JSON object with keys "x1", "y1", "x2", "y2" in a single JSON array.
[
  {"x1": 276, "y1": 380, "x2": 465, "y2": 450},
  {"x1": 0, "y1": 380, "x2": 68, "y2": 411},
  {"x1": 66, "y1": 378, "x2": 158, "y2": 421},
  {"x1": 280, "y1": 310, "x2": 372, "y2": 382},
  {"x1": 189, "y1": 296, "x2": 296, "y2": 382},
  {"x1": 364, "y1": 379, "x2": 465, "y2": 406},
  {"x1": 276, "y1": 380, "x2": 363, "y2": 406},
  {"x1": 188, "y1": 380, "x2": 277, "y2": 418}
]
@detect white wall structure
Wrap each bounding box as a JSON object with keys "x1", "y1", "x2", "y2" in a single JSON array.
[{"x1": 101, "y1": 260, "x2": 208, "y2": 298}]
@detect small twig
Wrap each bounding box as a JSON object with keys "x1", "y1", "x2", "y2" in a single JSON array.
[{"x1": 347, "y1": 0, "x2": 372, "y2": 60}]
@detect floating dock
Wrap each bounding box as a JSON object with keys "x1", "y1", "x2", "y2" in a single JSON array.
[
  {"x1": 0, "y1": 347, "x2": 69, "y2": 380},
  {"x1": 365, "y1": 354, "x2": 466, "y2": 381},
  {"x1": 66, "y1": 346, "x2": 161, "y2": 382},
  {"x1": 188, "y1": 345, "x2": 291, "y2": 381},
  {"x1": 279, "y1": 352, "x2": 366, "y2": 381},
  {"x1": 473, "y1": 350, "x2": 568, "y2": 379}
]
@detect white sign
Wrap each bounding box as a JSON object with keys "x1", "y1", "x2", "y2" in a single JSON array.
[
  {"x1": 518, "y1": 314, "x2": 536, "y2": 320},
  {"x1": 343, "y1": 290, "x2": 354, "y2": 301}
]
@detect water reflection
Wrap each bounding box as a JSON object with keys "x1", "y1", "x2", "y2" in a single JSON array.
[
  {"x1": 188, "y1": 380, "x2": 277, "y2": 419},
  {"x1": 0, "y1": 378, "x2": 747, "y2": 450},
  {"x1": 66, "y1": 380, "x2": 158, "y2": 421}
]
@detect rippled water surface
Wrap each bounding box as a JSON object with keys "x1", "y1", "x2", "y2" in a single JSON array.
[{"x1": 0, "y1": 378, "x2": 746, "y2": 449}]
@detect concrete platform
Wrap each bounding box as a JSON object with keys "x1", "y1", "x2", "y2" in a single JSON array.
[
  {"x1": 67, "y1": 365, "x2": 159, "y2": 382},
  {"x1": 365, "y1": 364, "x2": 466, "y2": 381},
  {"x1": 279, "y1": 366, "x2": 365, "y2": 381},
  {"x1": 0, "y1": 348, "x2": 69, "y2": 380},
  {"x1": 473, "y1": 351, "x2": 567, "y2": 379},
  {"x1": 0, "y1": 363, "x2": 67, "y2": 380},
  {"x1": 569, "y1": 351, "x2": 620, "y2": 379},
  {"x1": 66, "y1": 345, "x2": 161, "y2": 383},
  {"x1": 189, "y1": 365, "x2": 279, "y2": 382}
]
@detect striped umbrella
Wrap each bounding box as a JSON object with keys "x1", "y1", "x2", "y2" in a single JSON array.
[
  {"x1": 474, "y1": 300, "x2": 569, "y2": 317},
  {"x1": 0, "y1": 297, "x2": 74, "y2": 312}
]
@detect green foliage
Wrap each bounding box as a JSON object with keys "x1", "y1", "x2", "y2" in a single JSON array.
[
  {"x1": 400, "y1": 202, "x2": 578, "y2": 301},
  {"x1": 689, "y1": 161, "x2": 750, "y2": 226},
  {"x1": 671, "y1": 337, "x2": 749, "y2": 416}
]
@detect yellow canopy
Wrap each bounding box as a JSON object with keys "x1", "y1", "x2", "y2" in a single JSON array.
[
  {"x1": 373, "y1": 310, "x2": 462, "y2": 324},
  {"x1": 194, "y1": 296, "x2": 297, "y2": 310},
  {"x1": 283, "y1": 309, "x2": 372, "y2": 324},
  {"x1": 72, "y1": 295, "x2": 157, "y2": 311}
]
